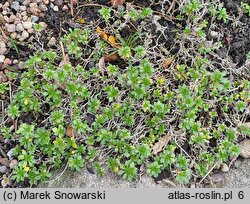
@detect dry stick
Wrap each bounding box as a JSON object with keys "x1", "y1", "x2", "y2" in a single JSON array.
[
  {"x1": 0, "y1": 26, "x2": 8, "y2": 40},
  {"x1": 70, "y1": 0, "x2": 74, "y2": 16},
  {"x1": 198, "y1": 161, "x2": 220, "y2": 185},
  {"x1": 60, "y1": 41, "x2": 66, "y2": 63}
]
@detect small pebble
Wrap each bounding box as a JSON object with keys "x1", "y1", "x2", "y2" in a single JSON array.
[
  {"x1": 0, "y1": 166, "x2": 7, "y2": 174},
  {"x1": 210, "y1": 31, "x2": 219, "y2": 39},
  {"x1": 43, "y1": 0, "x2": 50, "y2": 4},
  {"x1": 20, "y1": 5, "x2": 27, "y2": 11},
  {"x1": 6, "y1": 23, "x2": 16, "y2": 33},
  {"x1": 10, "y1": 32, "x2": 17, "y2": 39},
  {"x1": 0, "y1": 42, "x2": 7, "y2": 55},
  {"x1": 48, "y1": 37, "x2": 56, "y2": 47},
  {"x1": 13, "y1": 59, "x2": 18, "y2": 64},
  {"x1": 22, "y1": 21, "x2": 33, "y2": 29},
  {"x1": 220, "y1": 163, "x2": 230, "y2": 172},
  {"x1": 3, "y1": 15, "x2": 9, "y2": 23},
  {"x1": 53, "y1": 5, "x2": 59, "y2": 12},
  {"x1": 11, "y1": 1, "x2": 20, "y2": 12},
  {"x1": 9, "y1": 15, "x2": 16, "y2": 23},
  {"x1": 4, "y1": 58, "x2": 12, "y2": 65},
  {"x1": 31, "y1": 15, "x2": 39, "y2": 23},
  {"x1": 21, "y1": 30, "x2": 29, "y2": 39},
  {"x1": 39, "y1": 4, "x2": 48, "y2": 12},
  {"x1": 54, "y1": 0, "x2": 63, "y2": 6},
  {"x1": 39, "y1": 21, "x2": 47, "y2": 30},
  {"x1": 27, "y1": 28, "x2": 34, "y2": 34},
  {"x1": 2, "y1": 10, "x2": 8, "y2": 15},
  {"x1": 16, "y1": 23, "x2": 24, "y2": 32},
  {"x1": 0, "y1": 55, "x2": 5, "y2": 63},
  {"x1": 9, "y1": 159, "x2": 18, "y2": 169},
  {"x1": 62, "y1": 5, "x2": 69, "y2": 11}
]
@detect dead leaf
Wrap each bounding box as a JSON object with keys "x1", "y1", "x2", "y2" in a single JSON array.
[
  {"x1": 104, "y1": 53, "x2": 119, "y2": 62},
  {"x1": 110, "y1": 0, "x2": 125, "y2": 8},
  {"x1": 75, "y1": 16, "x2": 85, "y2": 24},
  {"x1": 66, "y1": 126, "x2": 73, "y2": 138},
  {"x1": 152, "y1": 134, "x2": 171, "y2": 155},
  {"x1": 96, "y1": 26, "x2": 120, "y2": 48},
  {"x1": 162, "y1": 57, "x2": 174, "y2": 69}
]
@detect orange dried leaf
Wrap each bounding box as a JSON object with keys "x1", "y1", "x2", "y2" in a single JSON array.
[
  {"x1": 152, "y1": 134, "x2": 171, "y2": 155},
  {"x1": 75, "y1": 16, "x2": 85, "y2": 24},
  {"x1": 108, "y1": 35, "x2": 116, "y2": 45},
  {"x1": 66, "y1": 126, "x2": 73, "y2": 138},
  {"x1": 110, "y1": 0, "x2": 125, "y2": 8},
  {"x1": 96, "y1": 26, "x2": 120, "y2": 48}
]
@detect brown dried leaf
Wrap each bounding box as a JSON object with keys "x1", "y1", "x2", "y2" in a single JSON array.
[
  {"x1": 162, "y1": 57, "x2": 174, "y2": 69},
  {"x1": 110, "y1": 0, "x2": 125, "y2": 8},
  {"x1": 152, "y1": 134, "x2": 171, "y2": 155},
  {"x1": 104, "y1": 53, "x2": 119, "y2": 62},
  {"x1": 66, "y1": 126, "x2": 73, "y2": 138}
]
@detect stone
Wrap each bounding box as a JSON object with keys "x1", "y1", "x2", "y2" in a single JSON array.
[
  {"x1": 30, "y1": 3, "x2": 38, "y2": 8},
  {"x1": 2, "y1": 10, "x2": 8, "y2": 15},
  {"x1": 3, "y1": 15, "x2": 9, "y2": 23},
  {"x1": 48, "y1": 37, "x2": 56, "y2": 47},
  {"x1": 31, "y1": 15, "x2": 39, "y2": 23},
  {"x1": 8, "y1": 15, "x2": 16, "y2": 23},
  {"x1": 11, "y1": 1, "x2": 20, "y2": 12},
  {"x1": 0, "y1": 166, "x2": 7, "y2": 174},
  {"x1": 4, "y1": 58, "x2": 12, "y2": 65},
  {"x1": 23, "y1": 0, "x2": 31, "y2": 6},
  {"x1": 39, "y1": 4, "x2": 48, "y2": 12},
  {"x1": 27, "y1": 28, "x2": 34, "y2": 34},
  {"x1": 16, "y1": 23, "x2": 24, "y2": 32},
  {"x1": 22, "y1": 21, "x2": 33, "y2": 29},
  {"x1": 10, "y1": 32, "x2": 17, "y2": 39},
  {"x1": 20, "y1": 6, "x2": 27, "y2": 11},
  {"x1": 62, "y1": 5, "x2": 69, "y2": 11},
  {"x1": 0, "y1": 55, "x2": 5, "y2": 63},
  {"x1": 43, "y1": 0, "x2": 50, "y2": 4},
  {"x1": 6, "y1": 23, "x2": 16, "y2": 33},
  {"x1": 21, "y1": 30, "x2": 29, "y2": 39},
  {"x1": 220, "y1": 163, "x2": 230, "y2": 172},
  {"x1": 21, "y1": 11, "x2": 27, "y2": 16},
  {"x1": 9, "y1": 160, "x2": 18, "y2": 169},
  {"x1": 239, "y1": 139, "x2": 250, "y2": 158},
  {"x1": 29, "y1": 6, "x2": 42, "y2": 16},
  {"x1": 53, "y1": 5, "x2": 59, "y2": 12},
  {"x1": 39, "y1": 21, "x2": 47, "y2": 30},
  {"x1": 13, "y1": 59, "x2": 18, "y2": 64},
  {"x1": 0, "y1": 42, "x2": 7, "y2": 55},
  {"x1": 54, "y1": 0, "x2": 63, "y2": 6}
]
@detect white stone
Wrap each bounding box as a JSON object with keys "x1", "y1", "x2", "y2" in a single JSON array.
[
  {"x1": 22, "y1": 21, "x2": 33, "y2": 29},
  {"x1": 0, "y1": 55, "x2": 5, "y2": 63},
  {"x1": 48, "y1": 37, "x2": 56, "y2": 47},
  {"x1": 6, "y1": 23, "x2": 16, "y2": 33},
  {"x1": 16, "y1": 23, "x2": 24, "y2": 32},
  {"x1": 21, "y1": 30, "x2": 29, "y2": 39}
]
